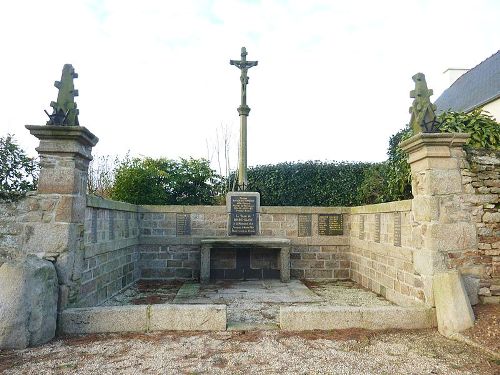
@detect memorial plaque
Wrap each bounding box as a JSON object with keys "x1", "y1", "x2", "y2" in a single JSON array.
[
  {"x1": 176, "y1": 213, "x2": 191, "y2": 236},
  {"x1": 230, "y1": 195, "x2": 258, "y2": 235},
  {"x1": 318, "y1": 214, "x2": 343, "y2": 236},
  {"x1": 374, "y1": 213, "x2": 381, "y2": 243},
  {"x1": 359, "y1": 215, "x2": 364, "y2": 240},
  {"x1": 394, "y1": 212, "x2": 401, "y2": 247},
  {"x1": 298, "y1": 214, "x2": 312, "y2": 237}
]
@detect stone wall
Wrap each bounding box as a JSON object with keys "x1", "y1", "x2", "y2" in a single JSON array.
[
  {"x1": 0, "y1": 197, "x2": 30, "y2": 266},
  {"x1": 349, "y1": 200, "x2": 425, "y2": 307},
  {"x1": 80, "y1": 196, "x2": 140, "y2": 307},
  {"x1": 138, "y1": 205, "x2": 350, "y2": 282},
  {"x1": 0, "y1": 193, "x2": 60, "y2": 265},
  {"x1": 460, "y1": 149, "x2": 500, "y2": 302}
]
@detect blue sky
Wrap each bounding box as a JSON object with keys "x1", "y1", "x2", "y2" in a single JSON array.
[{"x1": 1, "y1": 0, "x2": 499, "y2": 173}]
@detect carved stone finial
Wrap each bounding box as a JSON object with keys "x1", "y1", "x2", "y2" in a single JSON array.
[
  {"x1": 409, "y1": 73, "x2": 439, "y2": 133},
  {"x1": 45, "y1": 64, "x2": 79, "y2": 126}
]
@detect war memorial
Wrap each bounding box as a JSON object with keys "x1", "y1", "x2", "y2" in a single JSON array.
[{"x1": 0, "y1": 48, "x2": 498, "y2": 358}]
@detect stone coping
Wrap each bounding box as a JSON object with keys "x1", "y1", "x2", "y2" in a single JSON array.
[
  {"x1": 87, "y1": 195, "x2": 139, "y2": 212},
  {"x1": 399, "y1": 132, "x2": 469, "y2": 152},
  {"x1": 201, "y1": 237, "x2": 291, "y2": 247},
  {"x1": 280, "y1": 306, "x2": 437, "y2": 330},
  {"x1": 350, "y1": 200, "x2": 412, "y2": 214},
  {"x1": 26, "y1": 125, "x2": 99, "y2": 147},
  {"x1": 87, "y1": 196, "x2": 413, "y2": 216},
  {"x1": 61, "y1": 304, "x2": 227, "y2": 334},
  {"x1": 138, "y1": 204, "x2": 349, "y2": 214}
]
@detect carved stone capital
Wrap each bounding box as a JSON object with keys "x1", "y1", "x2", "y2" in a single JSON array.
[{"x1": 237, "y1": 105, "x2": 251, "y2": 116}]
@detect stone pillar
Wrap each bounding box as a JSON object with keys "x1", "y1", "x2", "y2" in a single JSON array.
[
  {"x1": 401, "y1": 133, "x2": 476, "y2": 302},
  {"x1": 25, "y1": 125, "x2": 98, "y2": 309},
  {"x1": 200, "y1": 244, "x2": 211, "y2": 284},
  {"x1": 401, "y1": 133, "x2": 475, "y2": 335},
  {"x1": 280, "y1": 246, "x2": 290, "y2": 282}
]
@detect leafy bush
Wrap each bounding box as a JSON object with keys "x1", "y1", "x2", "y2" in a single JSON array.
[
  {"x1": 110, "y1": 157, "x2": 221, "y2": 205},
  {"x1": 247, "y1": 161, "x2": 372, "y2": 206},
  {"x1": 0, "y1": 134, "x2": 38, "y2": 201},
  {"x1": 438, "y1": 109, "x2": 500, "y2": 150},
  {"x1": 88, "y1": 154, "x2": 119, "y2": 199}
]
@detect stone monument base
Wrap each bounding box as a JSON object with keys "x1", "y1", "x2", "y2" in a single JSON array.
[{"x1": 200, "y1": 237, "x2": 291, "y2": 284}]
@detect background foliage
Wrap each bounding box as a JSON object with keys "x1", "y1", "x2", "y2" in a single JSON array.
[
  {"x1": 247, "y1": 161, "x2": 372, "y2": 206},
  {"x1": 110, "y1": 157, "x2": 221, "y2": 205},
  {"x1": 0, "y1": 134, "x2": 38, "y2": 201},
  {"x1": 438, "y1": 109, "x2": 499, "y2": 150}
]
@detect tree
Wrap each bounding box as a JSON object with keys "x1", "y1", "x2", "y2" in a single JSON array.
[
  {"x1": 0, "y1": 134, "x2": 38, "y2": 201},
  {"x1": 87, "y1": 154, "x2": 119, "y2": 199},
  {"x1": 110, "y1": 157, "x2": 222, "y2": 205}
]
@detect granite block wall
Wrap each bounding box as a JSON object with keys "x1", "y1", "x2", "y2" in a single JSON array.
[
  {"x1": 138, "y1": 205, "x2": 350, "y2": 281},
  {"x1": 349, "y1": 200, "x2": 425, "y2": 307},
  {"x1": 81, "y1": 196, "x2": 140, "y2": 307}
]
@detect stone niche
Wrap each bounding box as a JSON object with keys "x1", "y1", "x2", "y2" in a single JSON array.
[{"x1": 210, "y1": 247, "x2": 281, "y2": 280}]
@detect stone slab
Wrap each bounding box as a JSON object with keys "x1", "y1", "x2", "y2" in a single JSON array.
[
  {"x1": 149, "y1": 304, "x2": 226, "y2": 331},
  {"x1": 0, "y1": 256, "x2": 58, "y2": 349},
  {"x1": 433, "y1": 271, "x2": 475, "y2": 337},
  {"x1": 280, "y1": 306, "x2": 437, "y2": 330},
  {"x1": 61, "y1": 305, "x2": 148, "y2": 334}
]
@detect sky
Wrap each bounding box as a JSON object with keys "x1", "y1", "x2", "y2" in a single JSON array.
[{"x1": 0, "y1": 0, "x2": 499, "y2": 174}]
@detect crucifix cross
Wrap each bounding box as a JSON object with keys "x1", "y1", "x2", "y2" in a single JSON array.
[
  {"x1": 229, "y1": 47, "x2": 258, "y2": 191},
  {"x1": 230, "y1": 47, "x2": 258, "y2": 107}
]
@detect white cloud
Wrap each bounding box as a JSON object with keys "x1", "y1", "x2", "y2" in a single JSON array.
[{"x1": 0, "y1": 0, "x2": 498, "y2": 168}]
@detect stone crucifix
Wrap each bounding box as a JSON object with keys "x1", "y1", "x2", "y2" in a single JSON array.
[{"x1": 230, "y1": 47, "x2": 258, "y2": 191}]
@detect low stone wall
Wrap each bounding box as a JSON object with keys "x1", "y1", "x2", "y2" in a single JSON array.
[
  {"x1": 0, "y1": 193, "x2": 61, "y2": 266},
  {"x1": 349, "y1": 201, "x2": 424, "y2": 306},
  {"x1": 460, "y1": 149, "x2": 500, "y2": 302},
  {"x1": 0, "y1": 198, "x2": 30, "y2": 266},
  {"x1": 138, "y1": 205, "x2": 350, "y2": 281},
  {"x1": 80, "y1": 196, "x2": 141, "y2": 307}
]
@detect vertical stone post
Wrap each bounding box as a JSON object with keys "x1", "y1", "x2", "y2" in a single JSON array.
[
  {"x1": 401, "y1": 132, "x2": 475, "y2": 334},
  {"x1": 25, "y1": 125, "x2": 98, "y2": 310}
]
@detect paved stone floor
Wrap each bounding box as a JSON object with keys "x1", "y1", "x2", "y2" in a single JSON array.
[{"x1": 103, "y1": 279, "x2": 394, "y2": 328}]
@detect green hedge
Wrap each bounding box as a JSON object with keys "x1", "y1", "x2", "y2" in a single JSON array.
[{"x1": 247, "y1": 161, "x2": 372, "y2": 206}]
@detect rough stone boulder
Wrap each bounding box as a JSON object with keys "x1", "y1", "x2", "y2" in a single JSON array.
[{"x1": 0, "y1": 256, "x2": 58, "y2": 349}]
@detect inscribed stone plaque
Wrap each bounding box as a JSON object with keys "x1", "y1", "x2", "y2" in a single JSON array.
[
  {"x1": 394, "y1": 212, "x2": 401, "y2": 247},
  {"x1": 318, "y1": 214, "x2": 343, "y2": 236},
  {"x1": 374, "y1": 213, "x2": 381, "y2": 243},
  {"x1": 230, "y1": 195, "x2": 257, "y2": 235},
  {"x1": 359, "y1": 215, "x2": 365, "y2": 240},
  {"x1": 298, "y1": 214, "x2": 312, "y2": 237},
  {"x1": 176, "y1": 213, "x2": 191, "y2": 236}
]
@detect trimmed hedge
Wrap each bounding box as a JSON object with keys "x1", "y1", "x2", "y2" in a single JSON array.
[{"x1": 247, "y1": 161, "x2": 372, "y2": 206}]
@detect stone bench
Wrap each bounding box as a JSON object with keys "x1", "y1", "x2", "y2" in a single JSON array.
[{"x1": 200, "y1": 237, "x2": 291, "y2": 284}]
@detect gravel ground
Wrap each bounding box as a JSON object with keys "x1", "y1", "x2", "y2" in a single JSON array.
[
  {"x1": 462, "y1": 304, "x2": 500, "y2": 353},
  {"x1": 1, "y1": 329, "x2": 498, "y2": 374}
]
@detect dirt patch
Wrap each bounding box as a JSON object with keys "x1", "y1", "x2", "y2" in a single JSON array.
[
  {"x1": 0, "y1": 351, "x2": 22, "y2": 372},
  {"x1": 102, "y1": 280, "x2": 184, "y2": 306},
  {"x1": 462, "y1": 304, "x2": 500, "y2": 354}
]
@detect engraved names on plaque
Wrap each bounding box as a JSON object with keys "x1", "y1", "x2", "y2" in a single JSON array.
[
  {"x1": 359, "y1": 215, "x2": 365, "y2": 240},
  {"x1": 176, "y1": 213, "x2": 191, "y2": 236},
  {"x1": 230, "y1": 195, "x2": 258, "y2": 235},
  {"x1": 298, "y1": 214, "x2": 312, "y2": 237},
  {"x1": 394, "y1": 212, "x2": 401, "y2": 247},
  {"x1": 318, "y1": 214, "x2": 343, "y2": 236},
  {"x1": 374, "y1": 213, "x2": 381, "y2": 243}
]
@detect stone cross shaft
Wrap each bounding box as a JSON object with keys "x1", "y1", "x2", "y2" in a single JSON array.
[{"x1": 230, "y1": 47, "x2": 258, "y2": 191}]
